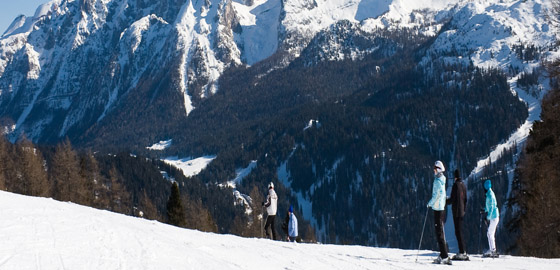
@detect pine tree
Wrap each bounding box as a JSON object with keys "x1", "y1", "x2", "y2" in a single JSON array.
[
  {"x1": 167, "y1": 182, "x2": 187, "y2": 227},
  {"x1": 513, "y1": 88, "x2": 560, "y2": 257}
]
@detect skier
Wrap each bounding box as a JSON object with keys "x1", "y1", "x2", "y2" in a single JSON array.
[
  {"x1": 427, "y1": 161, "x2": 452, "y2": 265},
  {"x1": 446, "y1": 169, "x2": 469, "y2": 260},
  {"x1": 281, "y1": 210, "x2": 290, "y2": 240},
  {"x1": 287, "y1": 205, "x2": 298, "y2": 242},
  {"x1": 262, "y1": 182, "x2": 278, "y2": 240},
  {"x1": 483, "y1": 179, "x2": 500, "y2": 258}
]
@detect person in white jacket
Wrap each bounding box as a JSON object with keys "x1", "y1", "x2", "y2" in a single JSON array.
[
  {"x1": 262, "y1": 182, "x2": 278, "y2": 240},
  {"x1": 288, "y1": 205, "x2": 298, "y2": 242},
  {"x1": 427, "y1": 160, "x2": 451, "y2": 265}
]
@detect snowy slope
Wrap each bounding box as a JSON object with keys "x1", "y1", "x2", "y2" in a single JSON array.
[{"x1": 1, "y1": 190, "x2": 559, "y2": 269}]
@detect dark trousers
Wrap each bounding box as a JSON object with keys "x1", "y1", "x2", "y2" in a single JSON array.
[
  {"x1": 434, "y1": 210, "x2": 448, "y2": 259},
  {"x1": 264, "y1": 215, "x2": 277, "y2": 240},
  {"x1": 453, "y1": 216, "x2": 466, "y2": 254}
]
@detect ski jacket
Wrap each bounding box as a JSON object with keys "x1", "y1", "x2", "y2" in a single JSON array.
[
  {"x1": 446, "y1": 178, "x2": 467, "y2": 217},
  {"x1": 282, "y1": 212, "x2": 290, "y2": 235},
  {"x1": 264, "y1": 188, "x2": 278, "y2": 216},
  {"x1": 288, "y1": 212, "x2": 298, "y2": 238},
  {"x1": 428, "y1": 173, "x2": 447, "y2": 211},
  {"x1": 485, "y1": 188, "x2": 499, "y2": 220}
]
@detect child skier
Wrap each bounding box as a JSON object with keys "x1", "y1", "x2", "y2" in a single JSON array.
[{"x1": 287, "y1": 205, "x2": 298, "y2": 242}]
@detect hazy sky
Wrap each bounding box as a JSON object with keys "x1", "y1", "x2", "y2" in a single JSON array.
[{"x1": 0, "y1": 0, "x2": 49, "y2": 35}]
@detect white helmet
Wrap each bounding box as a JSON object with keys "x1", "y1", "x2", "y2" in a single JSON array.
[
  {"x1": 434, "y1": 160, "x2": 445, "y2": 172},
  {"x1": 268, "y1": 182, "x2": 274, "y2": 189}
]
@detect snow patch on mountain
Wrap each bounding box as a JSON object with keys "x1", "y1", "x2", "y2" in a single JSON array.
[
  {"x1": 232, "y1": 0, "x2": 282, "y2": 65},
  {"x1": 228, "y1": 160, "x2": 258, "y2": 188},
  {"x1": 1, "y1": 15, "x2": 31, "y2": 38},
  {"x1": 282, "y1": 0, "x2": 461, "y2": 58},
  {"x1": 147, "y1": 139, "x2": 173, "y2": 151},
  {"x1": 175, "y1": 0, "x2": 242, "y2": 114},
  {"x1": 163, "y1": 155, "x2": 216, "y2": 178},
  {"x1": 427, "y1": 0, "x2": 555, "y2": 69}
]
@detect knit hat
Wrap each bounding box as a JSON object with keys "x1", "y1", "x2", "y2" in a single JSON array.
[
  {"x1": 268, "y1": 182, "x2": 274, "y2": 189},
  {"x1": 434, "y1": 160, "x2": 445, "y2": 173},
  {"x1": 289, "y1": 205, "x2": 293, "y2": 213},
  {"x1": 454, "y1": 169, "x2": 460, "y2": 179},
  {"x1": 484, "y1": 180, "x2": 492, "y2": 190}
]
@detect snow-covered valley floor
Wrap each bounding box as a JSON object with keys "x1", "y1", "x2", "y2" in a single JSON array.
[{"x1": 0, "y1": 191, "x2": 558, "y2": 269}]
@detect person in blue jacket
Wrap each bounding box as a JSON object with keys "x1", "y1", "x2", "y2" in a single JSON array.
[
  {"x1": 427, "y1": 160, "x2": 451, "y2": 265},
  {"x1": 484, "y1": 179, "x2": 500, "y2": 257},
  {"x1": 288, "y1": 205, "x2": 298, "y2": 242}
]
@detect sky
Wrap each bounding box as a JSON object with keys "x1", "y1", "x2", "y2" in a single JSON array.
[{"x1": 0, "y1": 0, "x2": 49, "y2": 35}]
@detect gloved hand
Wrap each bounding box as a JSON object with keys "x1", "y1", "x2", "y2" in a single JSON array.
[{"x1": 261, "y1": 202, "x2": 265, "y2": 206}]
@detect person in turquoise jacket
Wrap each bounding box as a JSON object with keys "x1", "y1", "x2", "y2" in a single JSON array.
[
  {"x1": 484, "y1": 179, "x2": 500, "y2": 257},
  {"x1": 427, "y1": 160, "x2": 451, "y2": 265}
]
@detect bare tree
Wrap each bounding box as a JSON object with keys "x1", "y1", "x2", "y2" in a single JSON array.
[
  {"x1": 108, "y1": 166, "x2": 131, "y2": 214},
  {"x1": 0, "y1": 136, "x2": 13, "y2": 191},
  {"x1": 50, "y1": 139, "x2": 88, "y2": 204},
  {"x1": 15, "y1": 138, "x2": 50, "y2": 197},
  {"x1": 138, "y1": 190, "x2": 161, "y2": 221}
]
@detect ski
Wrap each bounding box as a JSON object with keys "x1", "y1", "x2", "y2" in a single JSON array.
[
  {"x1": 451, "y1": 254, "x2": 470, "y2": 261},
  {"x1": 482, "y1": 253, "x2": 500, "y2": 258}
]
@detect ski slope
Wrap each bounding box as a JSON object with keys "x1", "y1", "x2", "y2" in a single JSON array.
[{"x1": 0, "y1": 191, "x2": 558, "y2": 269}]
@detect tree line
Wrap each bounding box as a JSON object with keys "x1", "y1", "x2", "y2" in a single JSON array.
[{"x1": 0, "y1": 137, "x2": 236, "y2": 234}]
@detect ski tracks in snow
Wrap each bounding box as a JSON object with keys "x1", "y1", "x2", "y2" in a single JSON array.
[{"x1": 1, "y1": 191, "x2": 559, "y2": 269}]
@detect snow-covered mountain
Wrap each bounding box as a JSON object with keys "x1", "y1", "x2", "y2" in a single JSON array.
[
  {"x1": 2, "y1": 190, "x2": 559, "y2": 269},
  {"x1": 3, "y1": 0, "x2": 551, "y2": 144}
]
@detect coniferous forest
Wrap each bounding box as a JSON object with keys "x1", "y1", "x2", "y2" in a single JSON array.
[{"x1": 510, "y1": 66, "x2": 560, "y2": 258}]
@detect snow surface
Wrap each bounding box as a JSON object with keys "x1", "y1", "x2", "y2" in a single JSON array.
[
  {"x1": 163, "y1": 155, "x2": 216, "y2": 178},
  {"x1": 227, "y1": 160, "x2": 258, "y2": 188},
  {"x1": 232, "y1": 0, "x2": 282, "y2": 65},
  {"x1": 146, "y1": 139, "x2": 173, "y2": 151},
  {"x1": 1, "y1": 190, "x2": 559, "y2": 269}
]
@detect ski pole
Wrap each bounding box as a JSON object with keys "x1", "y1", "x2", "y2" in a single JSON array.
[
  {"x1": 416, "y1": 207, "x2": 429, "y2": 263},
  {"x1": 261, "y1": 206, "x2": 264, "y2": 238},
  {"x1": 478, "y1": 214, "x2": 482, "y2": 254},
  {"x1": 479, "y1": 209, "x2": 484, "y2": 254}
]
